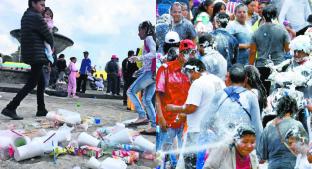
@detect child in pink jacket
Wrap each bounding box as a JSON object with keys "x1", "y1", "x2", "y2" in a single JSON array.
[{"x1": 68, "y1": 57, "x2": 79, "y2": 98}]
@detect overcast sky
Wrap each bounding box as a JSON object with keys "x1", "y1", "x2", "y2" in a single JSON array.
[{"x1": 0, "y1": 0, "x2": 156, "y2": 70}]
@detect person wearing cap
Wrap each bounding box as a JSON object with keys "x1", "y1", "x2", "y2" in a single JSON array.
[
  {"x1": 211, "y1": 12, "x2": 239, "y2": 70},
  {"x1": 163, "y1": 31, "x2": 181, "y2": 55},
  {"x1": 198, "y1": 33, "x2": 228, "y2": 80},
  {"x1": 170, "y1": 2, "x2": 197, "y2": 42},
  {"x1": 156, "y1": 39, "x2": 195, "y2": 168},
  {"x1": 77, "y1": 51, "x2": 91, "y2": 93},
  {"x1": 166, "y1": 58, "x2": 225, "y2": 169},
  {"x1": 257, "y1": 95, "x2": 308, "y2": 169},
  {"x1": 204, "y1": 125, "x2": 259, "y2": 169},
  {"x1": 105, "y1": 55, "x2": 119, "y2": 95},
  {"x1": 163, "y1": 31, "x2": 181, "y2": 62}
]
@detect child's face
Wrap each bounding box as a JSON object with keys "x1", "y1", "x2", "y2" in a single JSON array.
[
  {"x1": 73, "y1": 59, "x2": 77, "y2": 63},
  {"x1": 44, "y1": 11, "x2": 52, "y2": 19}
]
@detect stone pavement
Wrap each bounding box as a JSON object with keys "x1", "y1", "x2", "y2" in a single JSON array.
[
  {"x1": 0, "y1": 91, "x2": 156, "y2": 169},
  {"x1": 0, "y1": 82, "x2": 123, "y2": 100}
]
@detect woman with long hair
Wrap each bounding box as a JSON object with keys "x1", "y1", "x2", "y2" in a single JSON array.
[
  {"x1": 193, "y1": 0, "x2": 214, "y2": 34},
  {"x1": 257, "y1": 95, "x2": 308, "y2": 169},
  {"x1": 244, "y1": 65, "x2": 267, "y2": 114},
  {"x1": 126, "y1": 21, "x2": 156, "y2": 134}
]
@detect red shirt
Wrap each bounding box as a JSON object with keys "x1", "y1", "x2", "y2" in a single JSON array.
[{"x1": 156, "y1": 60, "x2": 190, "y2": 128}]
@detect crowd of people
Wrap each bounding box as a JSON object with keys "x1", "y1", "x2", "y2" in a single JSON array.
[
  {"x1": 156, "y1": 0, "x2": 312, "y2": 168},
  {"x1": 3, "y1": 0, "x2": 312, "y2": 168}
]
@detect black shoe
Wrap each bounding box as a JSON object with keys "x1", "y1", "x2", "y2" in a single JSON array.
[
  {"x1": 1, "y1": 108, "x2": 23, "y2": 120},
  {"x1": 36, "y1": 109, "x2": 48, "y2": 117}
]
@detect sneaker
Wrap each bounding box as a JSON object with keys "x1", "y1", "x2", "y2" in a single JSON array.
[
  {"x1": 36, "y1": 109, "x2": 48, "y2": 117},
  {"x1": 1, "y1": 108, "x2": 23, "y2": 120},
  {"x1": 72, "y1": 95, "x2": 79, "y2": 99}
]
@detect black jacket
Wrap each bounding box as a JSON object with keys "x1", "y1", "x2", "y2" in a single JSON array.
[
  {"x1": 21, "y1": 8, "x2": 54, "y2": 65},
  {"x1": 122, "y1": 58, "x2": 138, "y2": 79},
  {"x1": 56, "y1": 59, "x2": 67, "y2": 71},
  {"x1": 105, "y1": 60, "x2": 118, "y2": 74}
]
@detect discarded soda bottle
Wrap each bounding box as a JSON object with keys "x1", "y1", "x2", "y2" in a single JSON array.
[
  {"x1": 118, "y1": 144, "x2": 143, "y2": 152},
  {"x1": 0, "y1": 145, "x2": 13, "y2": 161},
  {"x1": 196, "y1": 150, "x2": 206, "y2": 169}
]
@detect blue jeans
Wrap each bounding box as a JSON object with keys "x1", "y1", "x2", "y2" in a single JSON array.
[
  {"x1": 157, "y1": 126, "x2": 184, "y2": 168},
  {"x1": 127, "y1": 71, "x2": 156, "y2": 127}
]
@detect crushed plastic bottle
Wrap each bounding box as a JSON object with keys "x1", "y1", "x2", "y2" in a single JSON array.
[{"x1": 0, "y1": 145, "x2": 14, "y2": 161}]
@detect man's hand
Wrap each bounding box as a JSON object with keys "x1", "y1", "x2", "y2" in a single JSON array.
[
  {"x1": 158, "y1": 116, "x2": 167, "y2": 131},
  {"x1": 176, "y1": 113, "x2": 186, "y2": 123},
  {"x1": 129, "y1": 56, "x2": 139, "y2": 63}
]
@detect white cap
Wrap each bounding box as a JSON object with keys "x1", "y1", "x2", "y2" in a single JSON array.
[{"x1": 165, "y1": 31, "x2": 180, "y2": 44}]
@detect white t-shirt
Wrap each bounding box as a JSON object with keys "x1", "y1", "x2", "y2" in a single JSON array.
[
  {"x1": 185, "y1": 74, "x2": 226, "y2": 132},
  {"x1": 278, "y1": 0, "x2": 311, "y2": 32}
]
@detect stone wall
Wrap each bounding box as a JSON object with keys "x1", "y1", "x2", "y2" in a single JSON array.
[{"x1": 0, "y1": 69, "x2": 29, "y2": 84}]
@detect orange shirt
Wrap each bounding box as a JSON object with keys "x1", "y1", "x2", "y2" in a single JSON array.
[{"x1": 156, "y1": 60, "x2": 190, "y2": 128}]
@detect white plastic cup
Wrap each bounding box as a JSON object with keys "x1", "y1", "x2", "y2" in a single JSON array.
[
  {"x1": 87, "y1": 156, "x2": 101, "y2": 169},
  {"x1": 46, "y1": 109, "x2": 81, "y2": 125},
  {"x1": 107, "y1": 129, "x2": 132, "y2": 144},
  {"x1": 14, "y1": 141, "x2": 44, "y2": 161},
  {"x1": 78, "y1": 132, "x2": 100, "y2": 147},
  {"x1": 56, "y1": 109, "x2": 81, "y2": 124},
  {"x1": 100, "y1": 157, "x2": 127, "y2": 169},
  {"x1": 133, "y1": 135, "x2": 155, "y2": 153}
]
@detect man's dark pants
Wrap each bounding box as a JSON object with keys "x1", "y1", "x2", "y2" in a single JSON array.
[
  {"x1": 77, "y1": 74, "x2": 88, "y2": 93},
  {"x1": 6, "y1": 64, "x2": 46, "y2": 111},
  {"x1": 107, "y1": 73, "x2": 118, "y2": 94}
]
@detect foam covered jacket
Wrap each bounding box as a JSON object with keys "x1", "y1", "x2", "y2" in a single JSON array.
[
  {"x1": 21, "y1": 8, "x2": 54, "y2": 65},
  {"x1": 204, "y1": 143, "x2": 258, "y2": 169}
]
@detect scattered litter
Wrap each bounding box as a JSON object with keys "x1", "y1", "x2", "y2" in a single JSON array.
[{"x1": 0, "y1": 109, "x2": 155, "y2": 167}]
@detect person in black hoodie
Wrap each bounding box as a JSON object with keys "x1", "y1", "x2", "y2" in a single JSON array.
[
  {"x1": 1, "y1": 0, "x2": 54, "y2": 120},
  {"x1": 56, "y1": 54, "x2": 67, "y2": 82},
  {"x1": 122, "y1": 50, "x2": 139, "y2": 106}
]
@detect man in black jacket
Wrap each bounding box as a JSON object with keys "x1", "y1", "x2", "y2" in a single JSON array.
[
  {"x1": 56, "y1": 54, "x2": 67, "y2": 82},
  {"x1": 1, "y1": 0, "x2": 54, "y2": 120},
  {"x1": 122, "y1": 50, "x2": 138, "y2": 106},
  {"x1": 105, "y1": 55, "x2": 119, "y2": 95}
]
